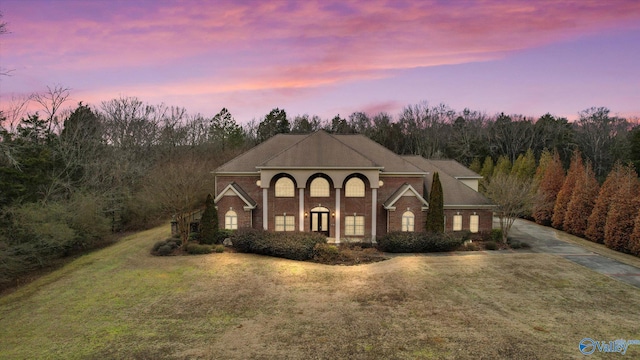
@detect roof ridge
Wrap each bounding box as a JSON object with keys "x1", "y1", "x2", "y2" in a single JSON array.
[
  {"x1": 327, "y1": 132, "x2": 379, "y2": 167},
  {"x1": 334, "y1": 133, "x2": 424, "y2": 171},
  {"x1": 257, "y1": 131, "x2": 317, "y2": 167}
]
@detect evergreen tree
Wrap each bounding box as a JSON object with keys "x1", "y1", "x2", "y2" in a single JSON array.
[
  {"x1": 493, "y1": 155, "x2": 512, "y2": 177},
  {"x1": 585, "y1": 163, "x2": 624, "y2": 243},
  {"x1": 469, "y1": 158, "x2": 482, "y2": 174},
  {"x1": 604, "y1": 166, "x2": 640, "y2": 252},
  {"x1": 510, "y1": 149, "x2": 536, "y2": 180},
  {"x1": 199, "y1": 194, "x2": 219, "y2": 245},
  {"x1": 563, "y1": 161, "x2": 599, "y2": 237},
  {"x1": 533, "y1": 151, "x2": 565, "y2": 226},
  {"x1": 551, "y1": 150, "x2": 583, "y2": 230},
  {"x1": 478, "y1": 156, "x2": 494, "y2": 193},
  {"x1": 425, "y1": 172, "x2": 444, "y2": 233}
]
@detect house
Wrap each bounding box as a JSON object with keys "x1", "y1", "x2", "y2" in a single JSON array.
[{"x1": 213, "y1": 130, "x2": 494, "y2": 243}]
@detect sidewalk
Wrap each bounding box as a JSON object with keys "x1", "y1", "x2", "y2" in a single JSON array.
[{"x1": 508, "y1": 218, "x2": 640, "y2": 289}]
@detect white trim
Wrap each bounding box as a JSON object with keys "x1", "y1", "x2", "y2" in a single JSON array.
[
  {"x1": 384, "y1": 184, "x2": 429, "y2": 210},
  {"x1": 262, "y1": 188, "x2": 268, "y2": 230},
  {"x1": 371, "y1": 188, "x2": 377, "y2": 242},
  {"x1": 299, "y1": 188, "x2": 304, "y2": 231},
  {"x1": 214, "y1": 183, "x2": 257, "y2": 210},
  {"x1": 335, "y1": 188, "x2": 341, "y2": 244}
]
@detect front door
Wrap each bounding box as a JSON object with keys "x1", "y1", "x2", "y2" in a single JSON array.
[{"x1": 310, "y1": 208, "x2": 330, "y2": 237}]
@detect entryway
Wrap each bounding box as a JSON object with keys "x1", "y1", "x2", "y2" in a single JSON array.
[{"x1": 310, "y1": 206, "x2": 330, "y2": 237}]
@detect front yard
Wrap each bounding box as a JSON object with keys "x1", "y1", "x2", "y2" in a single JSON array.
[{"x1": 1, "y1": 225, "x2": 639, "y2": 359}]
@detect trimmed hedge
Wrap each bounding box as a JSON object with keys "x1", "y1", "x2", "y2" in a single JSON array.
[
  {"x1": 231, "y1": 228, "x2": 327, "y2": 260},
  {"x1": 377, "y1": 232, "x2": 464, "y2": 253}
]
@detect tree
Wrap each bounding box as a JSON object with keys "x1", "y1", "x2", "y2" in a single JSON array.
[
  {"x1": 585, "y1": 163, "x2": 624, "y2": 243},
  {"x1": 604, "y1": 166, "x2": 640, "y2": 252},
  {"x1": 140, "y1": 153, "x2": 215, "y2": 248},
  {"x1": 425, "y1": 172, "x2": 444, "y2": 233},
  {"x1": 563, "y1": 161, "x2": 599, "y2": 237},
  {"x1": 532, "y1": 151, "x2": 565, "y2": 226},
  {"x1": 257, "y1": 108, "x2": 289, "y2": 143},
  {"x1": 510, "y1": 149, "x2": 536, "y2": 180},
  {"x1": 493, "y1": 155, "x2": 512, "y2": 177},
  {"x1": 574, "y1": 107, "x2": 628, "y2": 179},
  {"x1": 551, "y1": 150, "x2": 583, "y2": 230},
  {"x1": 199, "y1": 194, "x2": 219, "y2": 244},
  {"x1": 209, "y1": 108, "x2": 244, "y2": 152},
  {"x1": 630, "y1": 208, "x2": 640, "y2": 255},
  {"x1": 485, "y1": 173, "x2": 534, "y2": 243}
]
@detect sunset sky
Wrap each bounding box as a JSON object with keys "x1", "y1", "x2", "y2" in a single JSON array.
[{"x1": 1, "y1": 0, "x2": 639, "y2": 123}]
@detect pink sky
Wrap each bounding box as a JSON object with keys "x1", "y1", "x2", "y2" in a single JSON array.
[{"x1": 1, "y1": 0, "x2": 639, "y2": 124}]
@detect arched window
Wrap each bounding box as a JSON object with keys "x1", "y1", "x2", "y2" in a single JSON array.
[
  {"x1": 225, "y1": 210, "x2": 238, "y2": 230},
  {"x1": 275, "y1": 177, "x2": 295, "y2": 197},
  {"x1": 402, "y1": 211, "x2": 415, "y2": 232},
  {"x1": 310, "y1": 177, "x2": 330, "y2": 197},
  {"x1": 345, "y1": 177, "x2": 365, "y2": 197}
]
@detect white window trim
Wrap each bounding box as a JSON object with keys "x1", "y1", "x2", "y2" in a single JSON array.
[
  {"x1": 453, "y1": 214, "x2": 463, "y2": 232},
  {"x1": 309, "y1": 177, "x2": 330, "y2": 197},
  {"x1": 345, "y1": 178, "x2": 365, "y2": 197},
  {"x1": 275, "y1": 177, "x2": 295, "y2": 197},
  {"x1": 225, "y1": 210, "x2": 238, "y2": 230},
  {"x1": 275, "y1": 214, "x2": 295, "y2": 232},
  {"x1": 402, "y1": 211, "x2": 415, "y2": 232},
  {"x1": 345, "y1": 214, "x2": 365, "y2": 236}
]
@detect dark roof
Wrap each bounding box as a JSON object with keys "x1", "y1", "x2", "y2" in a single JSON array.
[
  {"x1": 403, "y1": 156, "x2": 494, "y2": 208},
  {"x1": 216, "y1": 131, "x2": 424, "y2": 173},
  {"x1": 424, "y1": 159, "x2": 482, "y2": 179}
]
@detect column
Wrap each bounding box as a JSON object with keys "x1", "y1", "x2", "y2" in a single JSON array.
[
  {"x1": 335, "y1": 188, "x2": 341, "y2": 244},
  {"x1": 371, "y1": 188, "x2": 377, "y2": 243},
  {"x1": 262, "y1": 188, "x2": 268, "y2": 230},
  {"x1": 299, "y1": 188, "x2": 304, "y2": 231}
]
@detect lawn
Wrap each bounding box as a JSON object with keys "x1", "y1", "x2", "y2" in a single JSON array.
[{"x1": 1, "y1": 225, "x2": 639, "y2": 359}]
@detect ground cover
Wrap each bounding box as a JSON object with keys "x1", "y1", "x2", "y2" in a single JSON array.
[{"x1": 1, "y1": 225, "x2": 639, "y2": 359}]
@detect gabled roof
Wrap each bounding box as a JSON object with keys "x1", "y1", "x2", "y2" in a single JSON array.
[
  {"x1": 403, "y1": 156, "x2": 494, "y2": 209},
  {"x1": 215, "y1": 131, "x2": 424, "y2": 174},
  {"x1": 424, "y1": 159, "x2": 483, "y2": 179},
  {"x1": 383, "y1": 183, "x2": 429, "y2": 210},
  {"x1": 259, "y1": 131, "x2": 378, "y2": 169},
  {"x1": 214, "y1": 182, "x2": 257, "y2": 210}
]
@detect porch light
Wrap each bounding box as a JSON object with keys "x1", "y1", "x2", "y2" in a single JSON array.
[
  {"x1": 331, "y1": 212, "x2": 335, "y2": 217},
  {"x1": 304, "y1": 212, "x2": 308, "y2": 217},
  {"x1": 379, "y1": 180, "x2": 384, "y2": 187}
]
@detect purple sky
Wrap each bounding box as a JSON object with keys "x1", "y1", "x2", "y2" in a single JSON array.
[{"x1": 1, "y1": 0, "x2": 640, "y2": 124}]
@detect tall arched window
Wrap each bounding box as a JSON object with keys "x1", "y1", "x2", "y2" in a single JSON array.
[
  {"x1": 345, "y1": 177, "x2": 365, "y2": 197},
  {"x1": 275, "y1": 177, "x2": 295, "y2": 197},
  {"x1": 402, "y1": 211, "x2": 415, "y2": 232},
  {"x1": 225, "y1": 210, "x2": 238, "y2": 230},
  {"x1": 310, "y1": 177, "x2": 330, "y2": 197}
]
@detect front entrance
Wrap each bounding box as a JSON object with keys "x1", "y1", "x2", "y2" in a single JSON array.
[{"x1": 310, "y1": 206, "x2": 330, "y2": 236}]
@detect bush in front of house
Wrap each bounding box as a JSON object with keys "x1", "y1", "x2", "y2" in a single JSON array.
[
  {"x1": 151, "y1": 238, "x2": 181, "y2": 256},
  {"x1": 376, "y1": 232, "x2": 464, "y2": 253},
  {"x1": 231, "y1": 228, "x2": 327, "y2": 261}
]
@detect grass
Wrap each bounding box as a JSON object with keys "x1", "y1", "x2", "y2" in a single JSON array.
[{"x1": 1, "y1": 225, "x2": 640, "y2": 359}]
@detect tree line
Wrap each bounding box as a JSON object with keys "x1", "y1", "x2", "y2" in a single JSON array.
[{"x1": 1, "y1": 86, "x2": 639, "y2": 289}]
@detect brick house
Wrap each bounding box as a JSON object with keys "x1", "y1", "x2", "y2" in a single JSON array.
[{"x1": 214, "y1": 131, "x2": 494, "y2": 243}]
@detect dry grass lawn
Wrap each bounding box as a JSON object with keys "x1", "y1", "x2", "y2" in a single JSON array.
[{"x1": 1, "y1": 225, "x2": 640, "y2": 359}]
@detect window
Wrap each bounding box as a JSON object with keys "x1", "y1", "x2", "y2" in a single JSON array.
[
  {"x1": 310, "y1": 177, "x2": 330, "y2": 197},
  {"x1": 345, "y1": 178, "x2": 365, "y2": 197},
  {"x1": 470, "y1": 214, "x2": 479, "y2": 233},
  {"x1": 402, "y1": 211, "x2": 414, "y2": 232},
  {"x1": 453, "y1": 214, "x2": 463, "y2": 231},
  {"x1": 225, "y1": 210, "x2": 238, "y2": 230},
  {"x1": 275, "y1": 177, "x2": 294, "y2": 197},
  {"x1": 275, "y1": 214, "x2": 295, "y2": 231},
  {"x1": 345, "y1": 214, "x2": 365, "y2": 236}
]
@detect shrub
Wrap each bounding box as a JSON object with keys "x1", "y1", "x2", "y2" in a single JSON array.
[
  {"x1": 508, "y1": 239, "x2": 530, "y2": 249},
  {"x1": 490, "y1": 229, "x2": 503, "y2": 242},
  {"x1": 151, "y1": 238, "x2": 180, "y2": 256},
  {"x1": 484, "y1": 241, "x2": 499, "y2": 250},
  {"x1": 213, "y1": 244, "x2": 225, "y2": 253},
  {"x1": 188, "y1": 232, "x2": 200, "y2": 241},
  {"x1": 231, "y1": 229, "x2": 327, "y2": 260},
  {"x1": 313, "y1": 243, "x2": 341, "y2": 263},
  {"x1": 186, "y1": 243, "x2": 213, "y2": 255},
  {"x1": 376, "y1": 232, "x2": 464, "y2": 253}
]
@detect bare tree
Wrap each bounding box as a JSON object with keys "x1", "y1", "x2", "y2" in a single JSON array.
[
  {"x1": 484, "y1": 173, "x2": 535, "y2": 243},
  {"x1": 141, "y1": 152, "x2": 216, "y2": 247},
  {"x1": 31, "y1": 85, "x2": 71, "y2": 133}
]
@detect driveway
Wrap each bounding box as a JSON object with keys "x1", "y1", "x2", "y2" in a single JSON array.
[{"x1": 509, "y1": 218, "x2": 640, "y2": 289}]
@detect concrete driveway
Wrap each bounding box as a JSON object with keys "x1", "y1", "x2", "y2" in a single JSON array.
[{"x1": 509, "y1": 218, "x2": 640, "y2": 289}]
